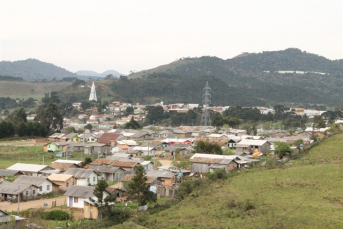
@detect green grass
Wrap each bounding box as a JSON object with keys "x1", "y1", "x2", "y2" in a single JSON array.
[
  {"x1": 138, "y1": 134, "x2": 343, "y2": 228},
  {"x1": 0, "y1": 145, "x2": 88, "y2": 169},
  {"x1": 0, "y1": 81, "x2": 72, "y2": 100}
]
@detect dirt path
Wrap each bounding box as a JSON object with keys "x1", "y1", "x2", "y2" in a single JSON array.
[
  {"x1": 0, "y1": 196, "x2": 67, "y2": 212},
  {"x1": 159, "y1": 159, "x2": 173, "y2": 166}
]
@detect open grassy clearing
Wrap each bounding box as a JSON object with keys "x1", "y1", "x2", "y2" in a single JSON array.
[
  {"x1": 0, "y1": 145, "x2": 90, "y2": 169},
  {"x1": 0, "y1": 81, "x2": 72, "y2": 99},
  {"x1": 137, "y1": 134, "x2": 343, "y2": 229}
]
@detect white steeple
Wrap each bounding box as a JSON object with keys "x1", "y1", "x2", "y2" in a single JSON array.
[{"x1": 89, "y1": 81, "x2": 97, "y2": 101}]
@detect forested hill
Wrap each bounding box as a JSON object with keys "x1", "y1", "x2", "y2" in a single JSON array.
[
  {"x1": 127, "y1": 49, "x2": 343, "y2": 106},
  {"x1": 229, "y1": 48, "x2": 343, "y2": 73},
  {"x1": 0, "y1": 59, "x2": 79, "y2": 81}
]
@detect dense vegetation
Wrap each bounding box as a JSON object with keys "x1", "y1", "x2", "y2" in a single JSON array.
[{"x1": 128, "y1": 48, "x2": 343, "y2": 106}]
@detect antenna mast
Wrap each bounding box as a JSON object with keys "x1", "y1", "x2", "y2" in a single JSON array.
[{"x1": 200, "y1": 81, "x2": 211, "y2": 126}]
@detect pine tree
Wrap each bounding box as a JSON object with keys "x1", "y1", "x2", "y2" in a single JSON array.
[{"x1": 127, "y1": 166, "x2": 156, "y2": 206}]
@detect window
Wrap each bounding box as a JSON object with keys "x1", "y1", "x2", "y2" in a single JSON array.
[
  {"x1": 33, "y1": 190, "x2": 35, "y2": 195},
  {"x1": 87, "y1": 178, "x2": 90, "y2": 183},
  {"x1": 93, "y1": 177, "x2": 95, "y2": 182},
  {"x1": 74, "y1": 197, "x2": 78, "y2": 203},
  {"x1": 47, "y1": 185, "x2": 50, "y2": 191},
  {"x1": 26, "y1": 191, "x2": 29, "y2": 195},
  {"x1": 39, "y1": 186, "x2": 42, "y2": 191},
  {"x1": 66, "y1": 182, "x2": 69, "y2": 187}
]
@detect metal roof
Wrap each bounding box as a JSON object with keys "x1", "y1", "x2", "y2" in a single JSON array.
[
  {"x1": 0, "y1": 169, "x2": 22, "y2": 177},
  {"x1": 7, "y1": 163, "x2": 50, "y2": 172},
  {"x1": 48, "y1": 173, "x2": 74, "y2": 182},
  {"x1": 64, "y1": 185, "x2": 95, "y2": 198},
  {"x1": 13, "y1": 175, "x2": 59, "y2": 186},
  {"x1": 0, "y1": 181, "x2": 35, "y2": 195},
  {"x1": 64, "y1": 168, "x2": 97, "y2": 178}
]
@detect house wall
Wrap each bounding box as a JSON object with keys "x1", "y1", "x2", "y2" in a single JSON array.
[
  {"x1": 76, "y1": 173, "x2": 98, "y2": 186},
  {"x1": 53, "y1": 177, "x2": 76, "y2": 191},
  {"x1": 84, "y1": 203, "x2": 99, "y2": 219},
  {"x1": 160, "y1": 177, "x2": 175, "y2": 186},
  {"x1": 36, "y1": 180, "x2": 56, "y2": 195},
  {"x1": 67, "y1": 196, "x2": 86, "y2": 208},
  {"x1": 226, "y1": 162, "x2": 239, "y2": 172},
  {"x1": 191, "y1": 163, "x2": 210, "y2": 174}
]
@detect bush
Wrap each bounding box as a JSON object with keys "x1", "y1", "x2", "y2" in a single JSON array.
[
  {"x1": 45, "y1": 210, "x2": 71, "y2": 220},
  {"x1": 206, "y1": 169, "x2": 227, "y2": 181},
  {"x1": 177, "y1": 179, "x2": 206, "y2": 199}
]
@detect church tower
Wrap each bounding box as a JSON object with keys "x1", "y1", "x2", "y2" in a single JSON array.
[{"x1": 89, "y1": 81, "x2": 97, "y2": 101}]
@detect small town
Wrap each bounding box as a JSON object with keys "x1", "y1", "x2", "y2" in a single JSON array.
[
  {"x1": 1, "y1": 1, "x2": 343, "y2": 228},
  {"x1": 0, "y1": 79, "x2": 342, "y2": 228}
]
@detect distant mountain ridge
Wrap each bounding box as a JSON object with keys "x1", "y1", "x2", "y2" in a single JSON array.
[
  {"x1": 127, "y1": 48, "x2": 343, "y2": 106},
  {"x1": 0, "y1": 59, "x2": 79, "y2": 81},
  {"x1": 75, "y1": 70, "x2": 125, "y2": 78}
]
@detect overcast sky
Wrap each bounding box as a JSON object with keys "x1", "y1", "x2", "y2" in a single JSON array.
[{"x1": 1, "y1": 0, "x2": 342, "y2": 74}]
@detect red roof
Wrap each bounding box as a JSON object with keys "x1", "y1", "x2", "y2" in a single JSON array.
[{"x1": 98, "y1": 133, "x2": 121, "y2": 144}]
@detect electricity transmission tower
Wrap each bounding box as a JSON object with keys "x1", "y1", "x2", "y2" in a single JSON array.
[{"x1": 200, "y1": 81, "x2": 211, "y2": 126}]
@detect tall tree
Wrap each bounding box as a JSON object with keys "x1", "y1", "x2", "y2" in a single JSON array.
[
  {"x1": 6, "y1": 107, "x2": 27, "y2": 123},
  {"x1": 127, "y1": 166, "x2": 156, "y2": 206},
  {"x1": 36, "y1": 103, "x2": 63, "y2": 135},
  {"x1": 124, "y1": 117, "x2": 140, "y2": 129},
  {"x1": 89, "y1": 178, "x2": 111, "y2": 219}
]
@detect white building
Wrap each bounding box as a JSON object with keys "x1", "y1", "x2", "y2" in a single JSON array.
[{"x1": 64, "y1": 168, "x2": 98, "y2": 186}]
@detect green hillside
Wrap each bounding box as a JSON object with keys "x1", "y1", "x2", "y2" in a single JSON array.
[
  {"x1": 134, "y1": 134, "x2": 343, "y2": 228},
  {"x1": 128, "y1": 49, "x2": 343, "y2": 106}
]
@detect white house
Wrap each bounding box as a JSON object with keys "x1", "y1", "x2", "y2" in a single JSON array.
[
  {"x1": 64, "y1": 168, "x2": 98, "y2": 186},
  {"x1": 141, "y1": 161, "x2": 154, "y2": 171},
  {"x1": 64, "y1": 185, "x2": 110, "y2": 209}
]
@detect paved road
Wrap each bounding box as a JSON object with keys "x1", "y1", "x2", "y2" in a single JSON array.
[{"x1": 0, "y1": 196, "x2": 67, "y2": 212}]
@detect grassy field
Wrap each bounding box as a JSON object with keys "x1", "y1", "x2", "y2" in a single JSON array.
[
  {"x1": 0, "y1": 81, "x2": 72, "y2": 99},
  {"x1": 135, "y1": 134, "x2": 343, "y2": 229},
  {"x1": 0, "y1": 144, "x2": 91, "y2": 169}
]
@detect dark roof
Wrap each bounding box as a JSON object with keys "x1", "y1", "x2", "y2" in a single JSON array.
[
  {"x1": 98, "y1": 133, "x2": 122, "y2": 144},
  {"x1": 0, "y1": 169, "x2": 23, "y2": 177},
  {"x1": 64, "y1": 168, "x2": 97, "y2": 178},
  {"x1": 0, "y1": 181, "x2": 36, "y2": 195},
  {"x1": 64, "y1": 185, "x2": 95, "y2": 198},
  {"x1": 88, "y1": 165, "x2": 122, "y2": 173},
  {"x1": 13, "y1": 175, "x2": 59, "y2": 186}
]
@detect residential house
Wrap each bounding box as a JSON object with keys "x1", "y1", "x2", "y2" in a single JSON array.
[
  {"x1": 88, "y1": 164, "x2": 126, "y2": 182},
  {"x1": 64, "y1": 185, "x2": 110, "y2": 209},
  {"x1": 97, "y1": 133, "x2": 123, "y2": 147},
  {"x1": 13, "y1": 175, "x2": 59, "y2": 195},
  {"x1": 130, "y1": 146, "x2": 157, "y2": 157},
  {"x1": 84, "y1": 143, "x2": 110, "y2": 155},
  {"x1": 146, "y1": 170, "x2": 177, "y2": 197},
  {"x1": 64, "y1": 168, "x2": 98, "y2": 186},
  {"x1": 235, "y1": 139, "x2": 271, "y2": 155},
  {"x1": 44, "y1": 142, "x2": 69, "y2": 152},
  {"x1": 190, "y1": 154, "x2": 239, "y2": 174},
  {"x1": 0, "y1": 210, "x2": 25, "y2": 229},
  {"x1": 6, "y1": 163, "x2": 54, "y2": 177},
  {"x1": 48, "y1": 133, "x2": 66, "y2": 142},
  {"x1": 0, "y1": 181, "x2": 38, "y2": 201},
  {"x1": 161, "y1": 138, "x2": 193, "y2": 147},
  {"x1": 48, "y1": 173, "x2": 77, "y2": 191},
  {"x1": 0, "y1": 170, "x2": 23, "y2": 182},
  {"x1": 50, "y1": 159, "x2": 82, "y2": 172},
  {"x1": 141, "y1": 161, "x2": 154, "y2": 171}
]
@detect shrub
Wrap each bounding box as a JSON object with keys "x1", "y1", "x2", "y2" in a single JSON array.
[{"x1": 45, "y1": 210, "x2": 71, "y2": 220}]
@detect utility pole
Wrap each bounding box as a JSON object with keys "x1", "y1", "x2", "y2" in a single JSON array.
[
  {"x1": 200, "y1": 81, "x2": 212, "y2": 126},
  {"x1": 17, "y1": 185, "x2": 20, "y2": 214}
]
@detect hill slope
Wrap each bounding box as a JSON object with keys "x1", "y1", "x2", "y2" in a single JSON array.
[
  {"x1": 128, "y1": 49, "x2": 343, "y2": 105},
  {"x1": 0, "y1": 59, "x2": 79, "y2": 81},
  {"x1": 140, "y1": 134, "x2": 343, "y2": 228}
]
